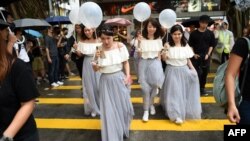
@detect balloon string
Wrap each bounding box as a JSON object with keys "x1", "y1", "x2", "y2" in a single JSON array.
[
  {"x1": 95, "y1": 29, "x2": 97, "y2": 41},
  {"x1": 140, "y1": 22, "x2": 143, "y2": 34},
  {"x1": 73, "y1": 25, "x2": 76, "y2": 41}
]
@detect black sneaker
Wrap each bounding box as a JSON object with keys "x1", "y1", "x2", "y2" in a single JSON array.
[{"x1": 200, "y1": 88, "x2": 208, "y2": 96}]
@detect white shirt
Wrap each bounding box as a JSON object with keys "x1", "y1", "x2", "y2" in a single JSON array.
[
  {"x1": 14, "y1": 43, "x2": 30, "y2": 63},
  {"x1": 139, "y1": 39, "x2": 163, "y2": 59},
  {"x1": 165, "y1": 45, "x2": 194, "y2": 66},
  {"x1": 98, "y1": 43, "x2": 129, "y2": 73},
  {"x1": 77, "y1": 42, "x2": 102, "y2": 56}
]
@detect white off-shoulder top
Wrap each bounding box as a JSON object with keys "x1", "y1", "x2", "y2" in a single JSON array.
[
  {"x1": 139, "y1": 39, "x2": 163, "y2": 59},
  {"x1": 165, "y1": 45, "x2": 194, "y2": 66},
  {"x1": 77, "y1": 42, "x2": 102, "y2": 56},
  {"x1": 98, "y1": 43, "x2": 129, "y2": 73}
]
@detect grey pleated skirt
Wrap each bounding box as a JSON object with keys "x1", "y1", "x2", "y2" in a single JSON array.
[
  {"x1": 100, "y1": 71, "x2": 134, "y2": 141},
  {"x1": 82, "y1": 56, "x2": 101, "y2": 115},
  {"x1": 160, "y1": 65, "x2": 202, "y2": 121},
  {"x1": 138, "y1": 58, "x2": 165, "y2": 109}
]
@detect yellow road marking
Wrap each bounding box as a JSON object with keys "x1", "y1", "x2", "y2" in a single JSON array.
[
  {"x1": 69, "y1": 75, "x2": 138, "y2": 81},
  {"x1": 52, "y1": 83, "x2": 213, "y2": 90},
  {"x1": 69, "y1": 73, "x2": 215, "y2": 81},
  {"x1": 36, "y1": 118, "x2": 233, "y2": 131},
  {"x1": 207, "y1": 73, "x2": 215, "y2": 78},
  {"x1": 38, "y1": 97, "x2": 215, "y2": 104}
]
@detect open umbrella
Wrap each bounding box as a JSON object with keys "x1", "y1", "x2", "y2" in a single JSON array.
[
  {"x1": 24, "y1": 29, "x2": 43, "y2": 38},
  {"x1": 46, "y1": 16, "x2": 71, "y2": 25},
  {"x1": 14, "y1": 18, "x2": 51, "y2": 30},
  {"x1": 181, "y1": 17, "x2": 214, "y2": 28},
  {"x1": 105, "y1": 17, "x2": 132, "y2": 26}
]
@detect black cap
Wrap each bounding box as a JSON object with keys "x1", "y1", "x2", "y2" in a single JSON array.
[
  {"x1": 199, "y1": 15, "x2": 210, "y2": 23},
  {"x1": 0, "y1": 19, "x2": 9, "y2": 28}
]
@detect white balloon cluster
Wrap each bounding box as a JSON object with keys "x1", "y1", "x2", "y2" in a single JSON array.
[
  {"x1": 132, "y1": 2, "x2": 177, "y2": 29},
  {"x1": 68, "y1": 2, "x2": 80, "y2": 24},
  {"x1": 159, "y1": 9, "x2": 177, "y2": 29},
  {"x1": 133, "y1": 2, "x2": 151, "y2": 22},
  {"x1": 69, "y1": 2, "x2": 103, "y2": 28}
]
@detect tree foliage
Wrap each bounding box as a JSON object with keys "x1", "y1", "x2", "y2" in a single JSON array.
[{"x1": 6, "y1": 0, "x2": 49, "y2": 19}]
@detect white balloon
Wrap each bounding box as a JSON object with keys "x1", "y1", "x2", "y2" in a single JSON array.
[
  {"x1": 69, "y1": 3, "x2": 80, "y2": 24},
  {"x1": 133, "y1": 2, "x2": 151, "y2": 22},
  {"x1": 159, "y1": 9, "x2": 177, "y2": 29},
  {"x1": 79, "y1": 2, "x2": 103, "y2": 28}
]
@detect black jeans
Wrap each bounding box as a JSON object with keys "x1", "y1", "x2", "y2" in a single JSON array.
[
  {"x1": 221, "y1": 52, "x2": 229, "y2": 64},
  {"x1": 48, "y1": 56, "x2": 59, "y2": 84},
  {"x1": 15, "y1": 131, "x2": 39, "y2": 141},
  {"x1": 191, "y1": 57, "x2": 210, "y2": 90}
]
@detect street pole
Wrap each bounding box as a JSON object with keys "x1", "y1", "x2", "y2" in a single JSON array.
[{"x1": 48, "y1": 0, "x2": 53, "y2": 16}]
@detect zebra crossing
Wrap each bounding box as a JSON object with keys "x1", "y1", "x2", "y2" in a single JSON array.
[{"x1": 35, "y1": 70, "x2": 233, "y2": 141}]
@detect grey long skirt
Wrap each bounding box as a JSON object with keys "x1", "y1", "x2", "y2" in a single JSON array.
[
  {"x1": 160, "y1": 65, "x2": 202, "y2": 121},
  {"x1": 100, "y1": 71, "x2": 134, "y2": 141},
  {"x1": 82, "y1": 56, "x2": 101, "y2": 115},
  {"x1": 138, "y1": 58, "x2": 165, "y2": 110}
]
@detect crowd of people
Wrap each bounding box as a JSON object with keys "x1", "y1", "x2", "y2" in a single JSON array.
[{"x1": 1, "y1": 11, "x2": 250, "y2": 141}]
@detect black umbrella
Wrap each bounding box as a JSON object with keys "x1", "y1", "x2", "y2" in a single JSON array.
[
  {"x1": 0, "y1": 0, "x2": 22, "y2": 6},
  {"x1": 181, "y1": 17, "x2": 214, "y2": 28},
  {"x1": 45, "y1": 16, "x2": 71, "y2": 25}
]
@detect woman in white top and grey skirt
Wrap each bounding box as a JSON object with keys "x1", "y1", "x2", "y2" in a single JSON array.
[
  {"x1": 137, "y1": 18, "x2": 165, "y2": 122},
  {"x1": 160, "y1": 24, "x2": 202, "y2": 124},
  {"x1": 74, "y1": 25, "x2": 101, "y2": 117},
  {"x1": 92, "y1": 24, "x2": 134, "y2": 141}
]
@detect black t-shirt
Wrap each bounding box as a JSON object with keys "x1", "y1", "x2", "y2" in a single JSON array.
[
  {"x1": 188, "y1": 29, "x2": 216, "y2": 57},
  {"x1": 0, "y1": 59, "x2": 40, "y2": 140},
  {"x1": 231, "y1": 37, "x2": 250, "y2": 101}
]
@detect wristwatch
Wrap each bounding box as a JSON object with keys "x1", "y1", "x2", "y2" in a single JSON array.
[{"x1": 0, "y1": 135, "x2": 14, "y2": 141}]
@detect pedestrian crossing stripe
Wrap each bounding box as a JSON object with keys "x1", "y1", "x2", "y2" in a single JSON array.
[
  {"x1": 35, "y1": 118, "x2": 234, "y2": 131},
  {"x1": 37, "y1": 96, "x2": 216, "y2": 104},
  {"x1": 68, "y1": 73, "x2": 216, "y2": 81},
  {"x1": 51, "y1": 83, "x2": 213, "y2": 90}
]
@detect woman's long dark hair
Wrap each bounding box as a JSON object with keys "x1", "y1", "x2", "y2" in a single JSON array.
[
  {"x1": 81, "y1": 25, "x2": 97, "y2": 40},
  {"x1": 168, "y1": 24, "x2": 187, "y2": 47},
  {"x1": 142, "y1": 18, "x2": 164, "y2": 39},
  {"x1": 0, "y1": 27, "x2": 14, "y2": 82},
  {"x1": 99, "y1": 24, "x2": 114, "y2": 37}
]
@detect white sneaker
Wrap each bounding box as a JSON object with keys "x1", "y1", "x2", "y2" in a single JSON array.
[
  {"x1": 57, "y1": 81, "x2": 64, "y2": 85},
  {"x1": 70, "y1": 72, "x2": 75, "y2": 76},
  {"x1": 142, "y1": 111, "x2": 149, "y2": 122},
  {"x1": 36, "y1": 79, "x2": 41, "y2": 85},
  {"x1": 156, "y1": 88, "x2": 159, "y2": 95},
  {"x1": 150, "y1": 105, "x2": 156, "y2": 115},
  {"x1": 91, "y1": 112, "x2": 97, "y2": 117},
  {"x1": 51, "y1": 82, "x2": 59, "y2": 87},
  {"x1": 175, "y1": 117, "x2": 183, "y2": 124}
]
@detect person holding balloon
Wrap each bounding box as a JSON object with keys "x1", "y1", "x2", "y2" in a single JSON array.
[
  {"x1": 137, "y1": 18, "x2": 165, "y2": 122},
  {"x1": 160, "y1": 24, "x2": 202, "y2": 124},
  {"x1": 92, "y1": 24, "x2": 134, "y2": 141},
  {"x1": 73, "y1": 25, "x2": 101, "y2": 117}
]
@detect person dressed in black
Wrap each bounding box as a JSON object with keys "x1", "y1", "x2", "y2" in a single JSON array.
[
  {"x1": 65, "y1": 24, "x2": 84, "y2": 78},
  {"x1": 226, "y1": 26, "x2": 250, "y2": 125},
  {"x1": 0, "y1": 20, "x2": 40, "y2": 141},
  {"x1": 188, "y1": 15, "x2": 216, "y2": 95},
  {"x1": 57, "y1": 27, "x2": 68, "y2": 80}
]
